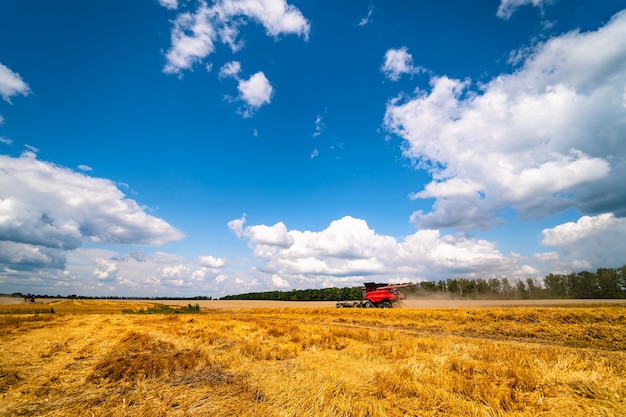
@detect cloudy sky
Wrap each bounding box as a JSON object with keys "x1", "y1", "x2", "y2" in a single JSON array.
[{"x1": 1, "y1": 0, "x2": 625, "y2": 297}]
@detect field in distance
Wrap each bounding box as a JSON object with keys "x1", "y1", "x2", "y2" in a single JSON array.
[
  {"x1": 4, "y1": 296, "x2": 626, "y2": 309},
  {"x1": 1, "y1": 299, "x2": 625, "y2": 416}
]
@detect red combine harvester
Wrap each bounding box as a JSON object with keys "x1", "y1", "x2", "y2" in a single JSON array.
[{"x1": 336, "y1": 282, "x2": 415, "y2": 308}]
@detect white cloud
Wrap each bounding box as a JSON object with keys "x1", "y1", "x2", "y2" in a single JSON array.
[
  {"x1": 271, "y1": 274, "x2": 290, "y2": 288},
  {"x1": 229, "y1": 215, "x2": 294, "y2": 248},
  {"x1": 381, "y1": 47, "x2": 421, "y2": 81},
  {"x1": 77, "y1": 164, "x2": 92, "y2": 172},
  {"x1": 93, "y1": 257, "x2": 118, "y2": 282},
  {"x1": 219, "y1": 0, "x2": 311, "y2": 39},
  {"x1": 0, "y1": 153, "x2": 184, "y2": 272},
  {"x1": 384, "y1": 11, "x2": 626, "y2": 230},
  {"x1": 219, "y1": 62, "x2": 273, "y2": 114},
  {"x1": 163, "y1": 0, "x2": 310, "y2": 74},
  {"x1": 218, "y1": 60, "x2": 242, "y2": 79},
  {"x1": 160, "y1": 264, "x2": 191, "y2": 281},
  {"x1": 227, "y1": 215, "x2": 247, "y2": 238},
  {"x1": 409, "y1": 178, "x2": 484, "y2": 199},
  {"x1": 310, "y1": 149, "x2": 319, "y2": 159},
  {"x1": 312, "y1": 114, "x2": 324, "y2": 137},
  {"x1": 0, "y1": 63, "x2": 30, "y2": 103},
  {"x1": 158, "y1": 0, "x2": 178, "y2": 10},
  {"x1": 541, "y1": 213, "x2": 626, "y2": 269},
  {"x1": 237, "y1": 71, "x2": 273, "y2": 109},
  {"x1": 357, "y1": 4, "x2": 373, "y2": 27},
  {"x1": 0, "y1": 241, "x2": 65, "y2": 270},
  {"x1": 48, "y1": 248, "x2": 234, "y2": 296},
  {"x1": 197, "y1": 254, "x2": 227, "y2": 268},
  {"x1": 0, "y1": 136, "x2": 12, "y2": 145},
  {"x1": 164, "y1": 4, "x2": 216, "y2": 74},
  {"x1": 24, "y1": 144, "x2": 39, "y2": 153},
  {"x1": 229, "y1": 215, "x2": 530, "y2": 287},
  {"x1": 497, "y1": 0, "x2": 552, "y2": 20}
]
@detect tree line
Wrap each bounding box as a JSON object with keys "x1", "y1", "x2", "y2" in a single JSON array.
[
  {"x1": 220, "y1": 266, "x2": 626, "y2": 301},
  {"x1": 220, "y1": 286, "x2": 363, "y2": 302}
]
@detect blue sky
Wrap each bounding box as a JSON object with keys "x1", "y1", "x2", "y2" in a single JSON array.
[{"x1": 1, "y1": 0, "x2": 625, "y2": 297}]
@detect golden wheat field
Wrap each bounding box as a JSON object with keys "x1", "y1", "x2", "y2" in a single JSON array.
[{"x1": 1, "y1": 299, "x2": 625, "y2": 416}]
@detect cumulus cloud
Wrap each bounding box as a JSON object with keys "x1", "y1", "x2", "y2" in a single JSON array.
[
  {"x1": 218, "y1": 60, "x2": 242, "y2": 79},
  {"x1": 163, "y1": 0, "x2": 310, "y2": 74},
  {"x1": 497, "y1": 0, "x2": 552, "y2": 20},
  {"x1": 384, "y1": 11, "x2": 626, "y2": 230},
  {"x1": 93, "y1": 257, "x2": 118, "y2": 282},
  {"x1": 381, "y1": 47, "x2": 422, "y2": 81},
  {"x1": 0, "y1": 153, "x2": 184, "y2": 273},
  {"x1": 237, "y1": 71, "x2": 273, "y2": 109},
  {"x1": 0, "y1": 244, "x2": 238, "y2": 299},
  {"x1": 541, "y1": 213, "x2": 626, "y2": 269},
  {"x1": 158, "y1": 0, "x2": 178, "y2": 10},
  {"x1": 219, "y1": 62, "x2": 273, "y2": 114},
  {"x1": 229, "y1": 215, "x2": 529, "y2": 288},
  {"x1": 0, "y1": 241, "x2": 65, "y2": 270},
  {"x1": 0, "y1": 63, "x2": 30, "y2": 103},
  {"x1": 3, "y1": 247, "x2": 236, "y2": 297},
  {"x1": 197, "y1": 255, "x2": 227, "y2": 268},
  {"x1": 229, "y1": 214, "x2": 294, "y2": 248}
]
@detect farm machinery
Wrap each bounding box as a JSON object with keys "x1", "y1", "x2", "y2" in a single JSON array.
[{"x1": 336, "y1": 282, "x2": 415, "y2": 308}]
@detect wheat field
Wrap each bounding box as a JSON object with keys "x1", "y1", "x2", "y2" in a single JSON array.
[{"x1": 1, "y1": 300, "x2": 625, "y2": 416}]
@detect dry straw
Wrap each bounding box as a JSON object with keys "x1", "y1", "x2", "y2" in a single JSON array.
[{"x1": 1, "y1": 300, "x2": 625, "y2": 416}]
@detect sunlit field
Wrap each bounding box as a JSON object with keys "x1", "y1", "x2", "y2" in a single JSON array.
[{"x1": 1, "y1": 300, "x2": 625, "y2": 416}]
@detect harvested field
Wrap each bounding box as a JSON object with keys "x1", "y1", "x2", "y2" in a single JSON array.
[
  {"x1": 162, "y1": 298, "x2": 626, "y2": 309},
  {"x1": 4, "y1": 296, "x2": 624, "y2": 309},
  {"x1": 1, "y1": 299, "x2": 625, "y2": 416}
]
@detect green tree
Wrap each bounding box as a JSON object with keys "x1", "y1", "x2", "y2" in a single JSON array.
[
  {"x1": 501, "y1": 278, "x2": 513, "y2": 298},
  {"x1": 596, "y1": 268, "x2": 622, "y2": 298},
  {"x1": 570, "y1": 271, "x2": 599, "y2": 298},
  {"x1": 488, "y1": 278, "x2": 502, "y2": 297},
  {"x1": 526, "y1": 278, "x2": 539, "y2": 298},
  {"x1": 515, "y1": 280, "x2": 528, "y2": 299},
  {"x1": 457, "y1": 278, "x2": 475, "y2": 298},
  {"x1": 544, "y1": 273, "x2": 568, "y2": 297},
  {"x1": 475, "y1": 279, "x2": 490, "y2": 296},
  {"x1": 447, "y1": 279, "x2": 459, "y2": 296}
]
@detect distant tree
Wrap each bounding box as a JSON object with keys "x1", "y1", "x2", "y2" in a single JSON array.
[
  {"x1": 544, "y1": 273, "x2": 568, "y2": 297},
  {"x1": 500, "y1": 278, "x2": 513, "y2": 298},
  {"x1": 475, "y1": 279, "x2": 490, "y2": 296},
  {"x1": 515, "y1": 280, "x2": 528, "y2": 299},
  {"x1": 457, "y1": 278, "x2": 475, "y2": 298},
  {"x1": 526, "y1": 278, "x2": 539, "y2": 298},
  {"x1": 488, "y1": 279, "x2": 501, "y2": 297},
  {"x1": 596, "y1": 268, "x2": 622, "y2": 298},
  {"x1": 446, "y1": 279, "x2": 459, "y2": 296},
  {"x1": 570, "y1": 271, "x2": 599, "y2": 298}
]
